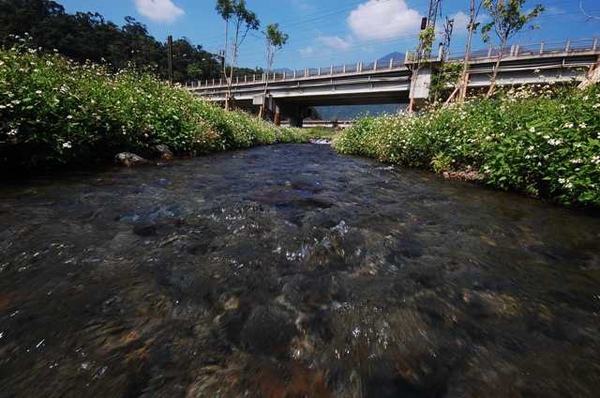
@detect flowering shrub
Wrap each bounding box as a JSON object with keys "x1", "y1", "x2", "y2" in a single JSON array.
[
  {"x1": 335, "y1": 85, "x2": 600, "y2": 208},
  {"x1": 0, "y1": 43, "x2": 305, "y2": 170}
]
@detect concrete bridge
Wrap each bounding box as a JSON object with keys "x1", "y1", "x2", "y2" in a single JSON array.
[{"x1": 186, "y1": 38, "x2": 600, "y2": 127}]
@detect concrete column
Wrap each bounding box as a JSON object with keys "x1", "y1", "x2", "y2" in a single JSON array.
[{"x1": 289, "y1": 115, "x2": 303, "y2": 128}]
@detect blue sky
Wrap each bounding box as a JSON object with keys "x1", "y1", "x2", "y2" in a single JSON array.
[{"x1": 58, "y1": 0, "x2": 600, "y2": 70}]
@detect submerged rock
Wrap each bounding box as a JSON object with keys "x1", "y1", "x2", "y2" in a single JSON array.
[
  {"x1": 310, "y1": 139, "x2": 331, "y2": 145},
  {"x1": 154, "y1": 144, "x2": 174, "y2": 161},
  {"x1": 115, "y1": 152, "x2": 149, "y2": 167},
  {"x1": 240, "y1": 305, "x2": 296, "y2": 356}
]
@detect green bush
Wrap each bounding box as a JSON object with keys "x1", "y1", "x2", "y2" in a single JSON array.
[
  {"x1": 335, "y1": 85, "x2": 600, "y2": 208},
  {"x1": 0, "y1": 43, "x2": 305, "y2": 170}
]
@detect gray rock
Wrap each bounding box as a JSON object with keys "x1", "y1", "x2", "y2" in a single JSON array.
[{"x1": 115, "y1": 152, "x2": 149, "y2": 167}]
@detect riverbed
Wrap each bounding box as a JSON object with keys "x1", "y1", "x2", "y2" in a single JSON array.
[{"x1": 1, "y1": 144, "x2": 599, "y2": 397}]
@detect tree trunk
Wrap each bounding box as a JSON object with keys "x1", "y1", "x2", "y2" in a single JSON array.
[
  {"x1": 226, "y1": 23, "x2": 240, "y2": 111},
  {"x1": 487, "y1": 36, "x2": 507, "y2": 98},
  {"x1": 446, "y1": 0, "x2": 475, "y2": 104},
  {"x1": 259, "y1": 50, "x2": 273, "y2": 120},
  {"x1": 459, "y1": 0, "x2": 476, "y2": 101},
  {"x1": 223, "y1": 18, "x2": 230, "y2": 110}
]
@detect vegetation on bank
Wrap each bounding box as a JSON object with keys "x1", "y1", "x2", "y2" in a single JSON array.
[
  {"x1": 0, "y1": 44, "x2": 306, "y2": 171},
  {"x1": 335, "y1": 85, "x2": 600, "y2": 208}
]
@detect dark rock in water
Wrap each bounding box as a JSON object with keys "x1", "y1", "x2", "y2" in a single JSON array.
[
  {"x1": 154, "y1": 144, "x2": 174, "y2": 161},
  {"x1": 115, "y1": 152, "x2": 149, "y2": 167},
  {"x1": 240, "y1": 305, "x2": 296, "y2": 356},
  {"x1": 133, "y1": 223, "x2": 158, "y2": 237}
]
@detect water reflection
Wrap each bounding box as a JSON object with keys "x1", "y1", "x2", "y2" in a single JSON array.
[{"x1": 0, "y1": 144, "x2": 599, "y2": 397}]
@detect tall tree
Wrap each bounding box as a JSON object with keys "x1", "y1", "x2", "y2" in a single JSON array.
[
  {"x1": 446, "y1": 0, "x2": 483, "y2": 104},
  {"x1": 258, "y1": 23, "x2": 288, "y2": 120},
  {"x1": 481, "y1": 0, "x2": 544, "y2": 96},
  {"x1": 215, "y1": 0, "x2": 234, "y2": 78},
  {"x1": 216, "y1": 0, "x2": 259, "y2": 110}
]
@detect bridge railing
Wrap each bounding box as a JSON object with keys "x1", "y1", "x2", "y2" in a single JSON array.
[
  {"x1": 186, "y1": 37, "x2": 599, "y2": 90},
  {"x1": 186, "y1": 57, "x2": 409, "y2": 89},
  {"x1": 441, "y1": 37, "x2": 599, "y2": 62}
]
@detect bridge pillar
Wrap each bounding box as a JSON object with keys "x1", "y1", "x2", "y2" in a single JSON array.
[{"x1": 279, "y1": 103, "x2": 310, "y2": 128}]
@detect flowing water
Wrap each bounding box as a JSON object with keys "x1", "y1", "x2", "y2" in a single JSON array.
[{"x1": 0, "y1": 144, "x2": 599, "y2": 397}]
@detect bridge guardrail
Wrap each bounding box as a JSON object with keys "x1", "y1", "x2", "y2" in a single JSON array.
[
  {"x1": 186, "y1": 37, "x2": 599, "y2": 90},
  {"x1": 442, "y1": 37, "x2": 599, "y2": 62}
]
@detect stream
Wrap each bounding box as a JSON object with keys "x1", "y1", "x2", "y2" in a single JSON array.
[{"x1": 0, "y1": 144, "x2": 599, "y2": 397}]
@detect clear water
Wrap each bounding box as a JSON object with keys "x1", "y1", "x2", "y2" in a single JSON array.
[{"x1": 0, "y1": 144, "x2": 599, "y2": 397}]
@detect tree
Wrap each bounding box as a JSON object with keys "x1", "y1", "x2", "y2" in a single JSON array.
[
  {"x1": 215, "y1": 0, "x2": 234, "y2": 78},
  {"x1": 216, "y1": 0, "x2": 259, "y2": 110},
  {"x1": 481, "y1": 0, "x2": 544, "y2": 97},
  {"x1": 445, "y1": 0, "x2": 483, "y2": 104},
  {"x1": 258, "y1": 23, "x2": 288, "y2": 120}
]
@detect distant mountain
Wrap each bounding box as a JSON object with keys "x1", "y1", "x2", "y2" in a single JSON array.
[
  {"x1": 377, "y1": 52, "x2": 406, "y2": 63},
  {"x1": 273, "y1": 67, "x2": 294, "y2": 74}
]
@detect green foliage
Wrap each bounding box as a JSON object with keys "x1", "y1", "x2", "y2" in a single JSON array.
[
  {"x1": 0, "y1": 0, "x2": 222, "y2": 83},
  {"x1": 418, "y1": 26, "x2": 436, "y2": 58},
  {"x1": 481, "y1": 0, "x2": 544, "y2": 44},
  {"x1": 0, "y1": 44, "x2": 306, "y2": 170},
  {"x1": 335, "y1": 85, "x2": 600, "y2": 208},
  {"x1": 429, "y1": 62, "x2": 462, "y2": 103}
]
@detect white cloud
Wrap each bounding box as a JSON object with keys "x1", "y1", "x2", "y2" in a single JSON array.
[
  {"x1": 135, "y1": 0, "x2": 184, "y2": 23},
  {"x1": 449, "y1": 11, "x2": 470, "y2": 34},
  {"x1": 348, "y1": 0, "x2": 422, "y2": 40},
  {"x1": 299, "y1": 47, "x2": 315, "y2": 56},
  {"x1": 444, "y1": 11, "x2": 489, "y2": 36},
  {"x1": 291, "y1": 0, "x2": 315, "y2": 12},
  {"x1": 318, "y1": 35, "x2": 353, "y2": 50}
]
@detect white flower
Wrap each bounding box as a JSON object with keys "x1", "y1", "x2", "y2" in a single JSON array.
[
  {"x1": 593, "y1": 103, "x2": 600, "y2": 109},
  {"x1": 66, "y1": 115, "x2": 73, "y2": 120},
  {"x1": 563, "y1": 122, "x2": 574, "y2": 129},
  {"x1": 7, "y1": 129, "x2": 17, "y2": 136},
  {"x1": 529, "y1": 127, "x2": 536, "y2": 133},
  {"x1": 548, "y1": 138, "x2": 563, "y2": 146},
  {"x1": 579, "y1": 123, "x2": 586, "y2": 129},
  {"x1": 35, "y1": 90, "x2": 42, "y2": 95},
  {"x1": 62, "y1": 141, "x2": 72, "y2": 149}
]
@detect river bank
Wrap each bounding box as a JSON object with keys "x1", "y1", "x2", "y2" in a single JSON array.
[
  {"x1": 334, "y1": 85, "x2": 600, "y2": 208},
  {"x1": 0, "y1": 44, "x2": 307, "y2": 173}
]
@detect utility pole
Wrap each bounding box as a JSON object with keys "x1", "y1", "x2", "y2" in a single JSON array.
[
  {"x1": 419, "y1": 0, "x2": 443, "y2": 59},
  {"x1": 426, "y1": 0, "x2": 442, "y2": 30},
  {"x1": 441, "y1": 17, "x2": 454, "y2": 61},
  {"x1": 167, "y1": 35, "x2": 173, "y2": 85}
]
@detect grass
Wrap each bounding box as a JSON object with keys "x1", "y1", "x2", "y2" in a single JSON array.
[{"x1": 334, "y1": 85, "x2": 600, "y2": 208}]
